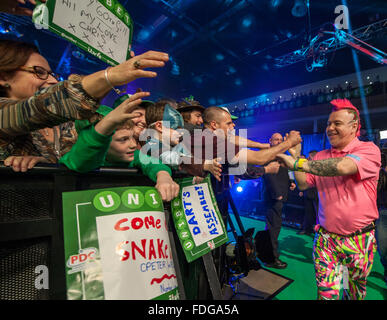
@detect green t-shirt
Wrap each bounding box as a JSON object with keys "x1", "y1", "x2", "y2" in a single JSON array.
[{"x1": 59, "y1": 118, "x2": 171, "y2": 182}]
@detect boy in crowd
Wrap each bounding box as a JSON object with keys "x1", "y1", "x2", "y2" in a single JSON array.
[
  {"x1": 59, "y1": 92, "x2": 179, "y2": 202},
  {"x1": 112, "y1": 91, "x2": 153, "y2": 145},
  {"x1": 142, "y1": 100, "x2": 222, "y2": 181}
]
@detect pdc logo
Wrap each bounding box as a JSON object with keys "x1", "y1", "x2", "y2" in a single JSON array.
[{"x1": 67, "y1": 248, "x2": 98, "y2": 268}]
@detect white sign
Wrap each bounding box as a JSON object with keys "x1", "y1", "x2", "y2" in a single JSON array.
[
  {"x1": 181, "y1": 183, "x2": 224, "y2": 247},
  {"x1": 96, "y1": 211, "x2": 178, "y2": 300},
  {"x1": 52, "y1": 0, "x2": 131, "y2": 64}
]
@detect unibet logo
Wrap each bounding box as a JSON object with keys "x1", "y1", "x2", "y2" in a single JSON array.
[
  {"x1": 93, "y1": 191, "x2": 121, "y2": 212},
  {"x1": 93, "y1": 189, "x2": 162, "y2": 212},
  {"x1": 121, "y1": 189, "x2": 144, "y2": 209}
]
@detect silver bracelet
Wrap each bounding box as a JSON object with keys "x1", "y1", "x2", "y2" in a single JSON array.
[{"x1": 104, "y1": 67, "x2": 122, "y2": 95}]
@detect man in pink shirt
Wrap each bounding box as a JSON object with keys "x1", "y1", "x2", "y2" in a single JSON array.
[{"x1": 278, "y1": 99, "x2": 380, "y2": 300}]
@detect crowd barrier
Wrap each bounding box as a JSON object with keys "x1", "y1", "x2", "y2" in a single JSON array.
[{"x1": 0, "y1": 163, "x2": 187, "y2": 300}]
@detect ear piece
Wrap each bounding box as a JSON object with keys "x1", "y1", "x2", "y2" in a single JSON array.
[{"x1": 3, "y1": 83, "x2": 10, "y2": 88}]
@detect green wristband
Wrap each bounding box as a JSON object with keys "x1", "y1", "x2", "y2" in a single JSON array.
[{"x1": 293, "y1": 158, "x2": 299, "y2": 171}]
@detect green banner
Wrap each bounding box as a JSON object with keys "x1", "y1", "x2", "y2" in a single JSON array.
[
  {"x1": 62, "y1": 186, "x2": 179, "y2": 300},
  {"x1": 32, "y1": 0, "x2": 133, "y2": 66},
  {"x1": 171, "y1": 176, "x2": 229, "y2": 263}
]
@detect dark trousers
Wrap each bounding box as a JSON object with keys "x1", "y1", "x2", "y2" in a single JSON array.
[
  {"x1": 265, "y1": 200, "x2": 284, "y2": 260},
  {"x1": 214, "y1": 191, "x2": 230, "y2": 285},
  {"x1": 302, "y1": 198, "x2": 317, "y2": 232}
]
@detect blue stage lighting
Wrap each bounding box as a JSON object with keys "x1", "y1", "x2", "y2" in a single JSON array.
[
  {"x1": 270, "y1": 0, "x2": 282, "y2": 8},
  {"x1": 242, "y1": 17, "x2": 252, "y2": 28},
  {"x1": 236, "y1": 186, "x2": 243, "y2": 192},
  {"x1": 208, "y1": 97, "x2": 216, "y2": 105},
  {"x1": 234, "y1": 78, "x2": 242, "y2": 86},
  {"x1": 216, "y1": 53, "x2": 225, "y2": 61},
  {"x1": 137, "y1": 29, "x2": 150, "y2": 41}
]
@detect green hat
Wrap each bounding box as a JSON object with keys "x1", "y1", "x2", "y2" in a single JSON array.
[
  {"x1": 220, "y1": 106, "x2": 238, "y2": 120},
  {"x1": 96, "y1": 105, "x2": 114, "y2": 117},
  {"x1": 112, "y1": 94, "x2": 154, "y2": 109}
]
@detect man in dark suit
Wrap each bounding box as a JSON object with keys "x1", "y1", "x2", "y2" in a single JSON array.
[
  {"x1": 263, "y1": 133, "x2": 296, "y2": 269},
  {"x1": 298, "y1": 150, "x2": 319, "y2": 235}
]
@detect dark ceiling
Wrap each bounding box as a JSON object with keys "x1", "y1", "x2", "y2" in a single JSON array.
[{"x1": 1, "y1": 0, "x2": 386, "y2": 106}]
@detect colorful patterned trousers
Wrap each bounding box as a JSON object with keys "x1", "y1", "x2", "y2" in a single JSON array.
[{"x1": 313, "y1": 225, "x2": 377, "y2": 300}]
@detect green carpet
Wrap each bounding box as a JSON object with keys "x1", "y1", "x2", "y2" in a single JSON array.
[{"x1": 228, "y1": 214, "x2": 387, "y2": 300}]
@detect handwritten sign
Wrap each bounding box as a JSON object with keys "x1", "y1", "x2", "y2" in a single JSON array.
[
  {"x1": 33, "y1": 0, "x2": 133, "y2": 66},
  {"x1": 171, "y1": 176, "x2": 229, "y2": 263},
  {"x1": 62, "y1": 187, "x2": 179, "y2": 300}
]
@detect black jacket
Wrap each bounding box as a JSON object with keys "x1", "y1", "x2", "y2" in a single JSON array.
[{"x1": 263, "y1": 165, "x2": 291, "y2": 202}]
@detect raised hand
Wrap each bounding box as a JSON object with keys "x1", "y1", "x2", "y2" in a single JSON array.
[
  {"x1": 95, "y1": 91, "x2": 150, "y2": 136},
  {"x1": 288, "y1": 143, "x2": 302, "y2": 159},
  {"x1": 107, "y1": 51, "x2": 169, "y2": 87},
  {"x1": 285, "y1": 131, "x2": 302, "y2": 148}
]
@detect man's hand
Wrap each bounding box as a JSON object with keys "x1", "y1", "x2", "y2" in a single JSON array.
[
  {"x1": 288, "y1": 143, "x2": 302, "y2": 159},
  {"x1": 203, "y1": 158, "x2": 222, "y2": 182},
  {"x1": 0, "y1": 0, "x2": 45, "y2": 16},
  {"x1": 276, "y1": 154, "x2": 297, "y2": 170},
  {"x1": 4, "y1": 155, "x2": 49, "y2": 172},
  {"x1": 264, "y1": 161, "x2": 280, "y2": 174},
  {"x1": 289, "y1": 182, "x2": 296, "y2": 191},
  {"x1": 193, "y1": 176, "x2": 205, "y2": 184},
  {"x1": 155, "y1": 171, "x2": 180, "y2": 202},
  {"x1": 284, "y1": 131, "x2": 302, "y2": 148}
]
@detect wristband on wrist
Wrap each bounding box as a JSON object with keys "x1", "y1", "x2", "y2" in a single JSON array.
[
  {"x1": 293, "y1": 158, "x2": 299, "y2": 171},
  {"x1": 104, "y1": 67, "x2": 124, "y2": 96},
  {"x1": 297, "y1": 158, "x2": 307, "y2": 171}
]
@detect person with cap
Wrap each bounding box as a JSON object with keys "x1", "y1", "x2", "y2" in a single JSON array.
[
  {"x1": 277, "y1": 99, "x2": 380, "y2": 300},
  {"x1": 142, "y1": 100, "x2": 223, "y2": 181},
  {"x1": 58, "y1": 91, "x2": 179, "y2": 202},
  {"x1": 177, "y1": 96, "x2": 205, "y2": 133}
]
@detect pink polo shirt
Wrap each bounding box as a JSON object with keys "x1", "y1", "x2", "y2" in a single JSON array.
[{"x1": 306, "y1": 138, "x2": 380, "y2": 235}]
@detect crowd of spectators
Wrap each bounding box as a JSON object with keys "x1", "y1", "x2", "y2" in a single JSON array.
[{"x1": 232, "y1": 75, "x2": 385, "y2": 118}]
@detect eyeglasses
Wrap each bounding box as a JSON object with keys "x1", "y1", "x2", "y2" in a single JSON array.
[{"x1": 19, "y1": 66, "x2": 61, "y2": 81}]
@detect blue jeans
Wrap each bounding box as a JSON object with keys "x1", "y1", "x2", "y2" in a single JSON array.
[{"x1": 375, "y1": 208, "x2": 387, "y2": 273}]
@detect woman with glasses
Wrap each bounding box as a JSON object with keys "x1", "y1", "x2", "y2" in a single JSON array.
[{"x1": 0, "y1": 39, "x2": 169, "y2": 171}]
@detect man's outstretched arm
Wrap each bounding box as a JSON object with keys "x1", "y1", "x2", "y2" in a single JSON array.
[
  {"x1": 234, "y1": 131, "x2": 302, "y2": 166},
  {"x1": 276, "y1": 154, "x2": 358, "y2": 190}
]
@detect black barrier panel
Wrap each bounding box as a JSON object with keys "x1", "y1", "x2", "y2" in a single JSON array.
[
  {"x1": 0, "y1": 164, "x2": 165, "y2": 300},
  {"x1": 0, "y1": 236, "x2": 50, "y2": 300}
]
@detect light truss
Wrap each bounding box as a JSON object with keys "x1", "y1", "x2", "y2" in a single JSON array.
[{"x1": 274, "y1": 18, "x2": 387, "y2": 69}]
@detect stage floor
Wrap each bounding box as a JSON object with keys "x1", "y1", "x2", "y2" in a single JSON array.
[{"x1": 227, "y1": 214, "x2": 387, "y2": 300}]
